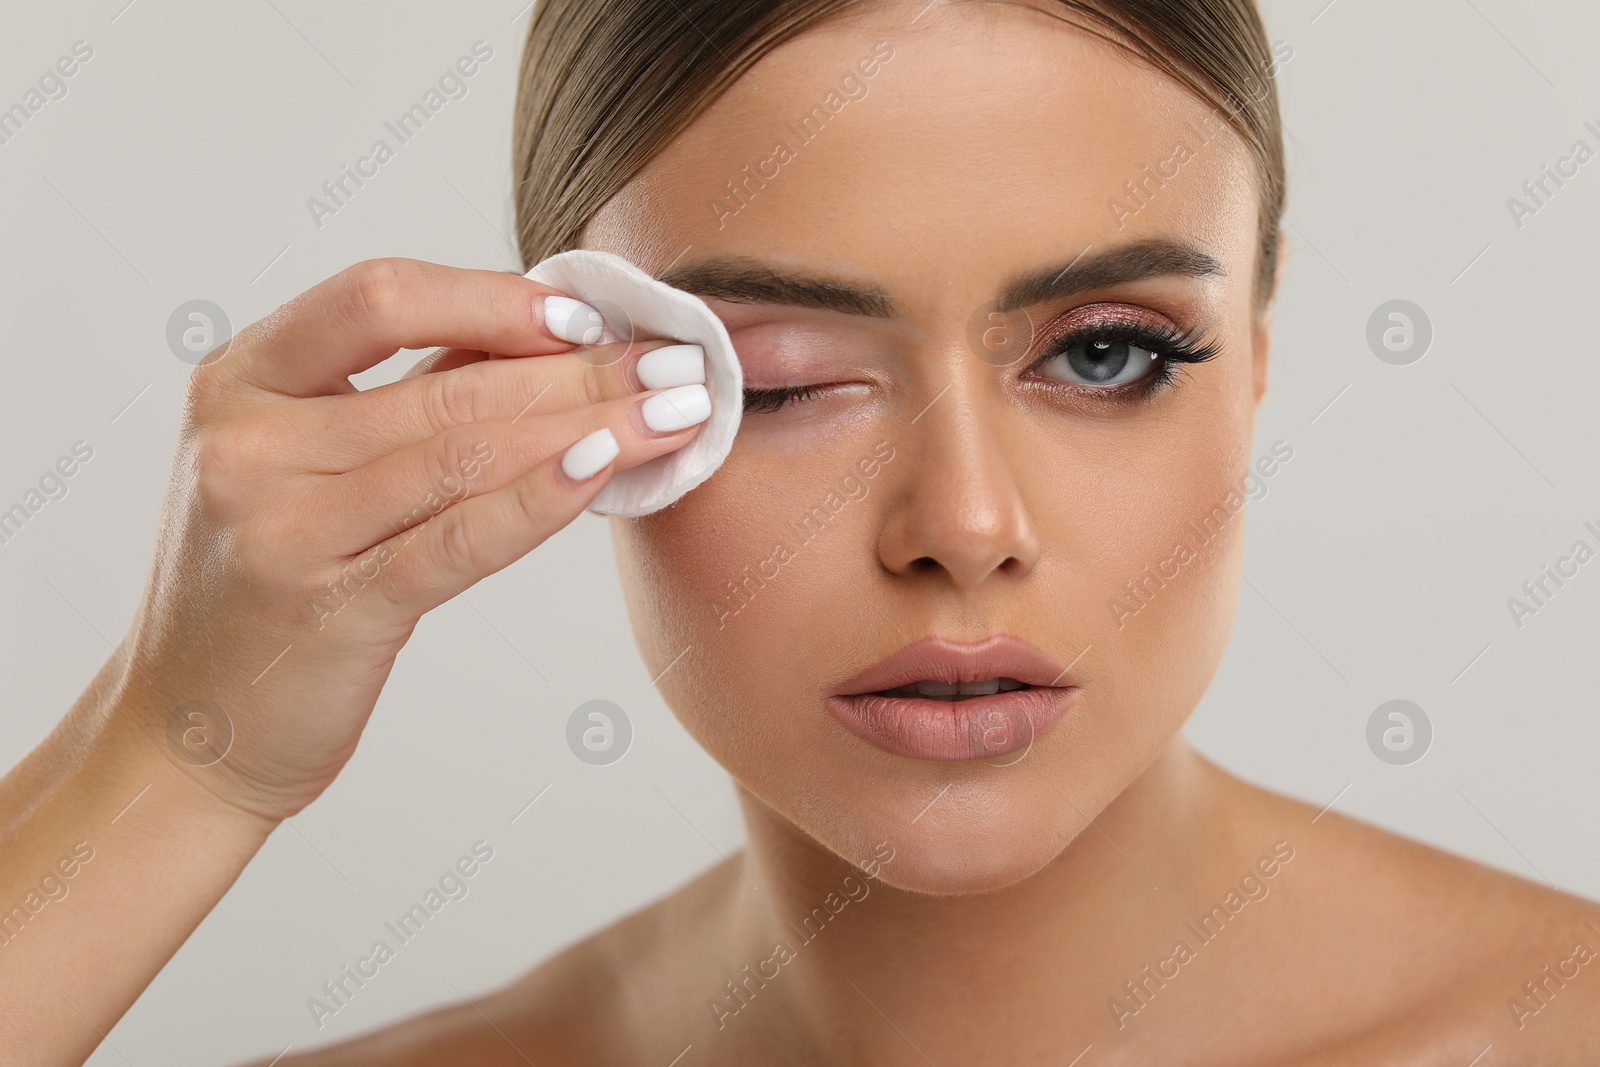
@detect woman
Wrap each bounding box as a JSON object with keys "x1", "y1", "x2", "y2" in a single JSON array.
[{"x1": 4, "y1": 0, "x2": 1596, "y2": 1063}]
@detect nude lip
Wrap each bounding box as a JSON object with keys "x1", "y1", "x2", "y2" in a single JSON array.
[{"x1": 826, "y1": 634, "x2": 1080, "y2": 762}]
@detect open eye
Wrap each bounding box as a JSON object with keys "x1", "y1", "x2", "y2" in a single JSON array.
[
  {"x1": 1023, "y1": 314, "x2": 1221, "y2": 400},
  {"x1": 1036, "y1": 336, "x2": 1159, "y2": 387}
]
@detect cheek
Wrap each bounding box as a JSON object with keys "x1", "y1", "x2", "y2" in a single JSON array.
[
  {"x1": 1062, "y1": 365, "x2": 1255, "y2": 732},
  {"x1": 616, "y1": 460, "x2": 798, "y2": 623},
  {"x1": 611, "y1": 455, "x2": 827, "y2": 728},
  {"x1": 612, "y1": 439, "x2": 895, "y2": 784},
  {"x1": 611, "y1": 502, "x2": 733, "y2": 676}
]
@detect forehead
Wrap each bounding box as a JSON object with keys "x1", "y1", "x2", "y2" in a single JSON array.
[{"x1": 582, "y1": 2, "x2": 1261, "y2": 310}]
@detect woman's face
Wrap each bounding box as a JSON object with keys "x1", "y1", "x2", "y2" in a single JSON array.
[{"x1": 582, "y1": 1, "x2": 1273, "y2": 894}]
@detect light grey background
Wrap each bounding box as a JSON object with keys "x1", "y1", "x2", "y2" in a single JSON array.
[{"x1": 2, "y1": 1, "x2": 1596, "y2": 1063}]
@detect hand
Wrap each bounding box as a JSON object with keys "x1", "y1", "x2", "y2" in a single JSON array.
[{"x1": 115, "y1": 257, "x2": 710, "y2": 822}]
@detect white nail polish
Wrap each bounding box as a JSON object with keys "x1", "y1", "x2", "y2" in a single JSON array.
[
  {"x1": 561, "y1": 427, "x2": 620, "y2": 481},
  {"x1": 543, "y1": 296, "x2": 607, "y2": 345},
  {"x1": 641, "y1": 384, "x2": 711, "y2": 433},
  {"x1": 636, "y1": 344, "x2": 707, "y2": 390}
]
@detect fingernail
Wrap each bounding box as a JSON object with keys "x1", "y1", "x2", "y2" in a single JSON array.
[
  {"x1": 641, "y1": 384, "x2": 711, "y2": 433},
  {"x1": 636, "y1": 344, "x2": 706, "y2": 390},
  {"x1": 561, "y1": 427, "x2": 619, "y2": 481},
  {"x1": 543, "y1": 296, "x2": 607, "y2": 345}
]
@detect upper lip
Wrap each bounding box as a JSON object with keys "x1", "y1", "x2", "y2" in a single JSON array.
[{"x1": 834, "y1": 634, "x2": 1076, "y2": 696}]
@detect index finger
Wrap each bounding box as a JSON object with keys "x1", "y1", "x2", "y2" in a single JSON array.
[{"x1": 228, "y1": 258, "x2": 607, "y2": 397}]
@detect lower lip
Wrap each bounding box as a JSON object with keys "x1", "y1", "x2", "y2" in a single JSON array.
[{"x1": 825, "y1": 686, "x2": 1078, "y2": 762}]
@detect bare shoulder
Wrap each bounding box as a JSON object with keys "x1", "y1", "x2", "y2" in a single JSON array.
[
  {"x1": 233, "y1": 862, "x2": 735, "y2": 1067},
  {"x1": 1217, "y1": 769, "x2": 1600, "y2": 1064},
  {"x1": 496, "y1": 856, "x2": 739, "y2": 1060}
]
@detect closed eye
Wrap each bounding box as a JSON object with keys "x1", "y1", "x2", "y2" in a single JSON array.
[{"x1": 742, "y1": 382, "x2": 828, "y2": 414}]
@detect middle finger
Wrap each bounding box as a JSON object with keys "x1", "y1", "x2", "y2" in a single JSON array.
[{"x1": 283, "y1": 337, "x2": 708, "y2": 471}]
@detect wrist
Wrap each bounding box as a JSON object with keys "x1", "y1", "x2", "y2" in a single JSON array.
[
  {"x1": 0, "y1": 655, "x2": 280, "y2": 1065},
  {"x1": 93, "y1": 663, "x2": 285, "y2": 841}
]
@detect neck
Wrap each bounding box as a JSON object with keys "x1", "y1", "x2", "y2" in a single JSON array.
[{"x1": 722, "y1": 738, "x2": 1248, "y2": 1060}]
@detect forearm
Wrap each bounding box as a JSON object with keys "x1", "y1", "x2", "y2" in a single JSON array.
[{"x1": 0, "y1": 652, "x2": 278, "y2": 1065}]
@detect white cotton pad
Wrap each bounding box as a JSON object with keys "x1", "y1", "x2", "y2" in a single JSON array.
[{"x1": 523, "y1": 249, "x2": 743, "y2": 518}]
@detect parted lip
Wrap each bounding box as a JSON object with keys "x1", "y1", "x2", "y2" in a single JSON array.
[{"x1": 833, "y1": 634, "x2": 1077, "y2": 697}]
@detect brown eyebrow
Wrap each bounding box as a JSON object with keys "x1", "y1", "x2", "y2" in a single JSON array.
[
  {"x1": 994, "y1": 239, "x2": 1226, "y2": 312},
  {"x1": 656, "y1": 256, "x2": 896, "y2": 317},
  {"x1": 655, "y1": 239, "x2": 1226, "y2": 318}
]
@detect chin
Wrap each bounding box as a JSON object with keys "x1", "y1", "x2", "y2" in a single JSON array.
[
  {"x1": 757, "y1": 756, "x2": 1099, "y2": 897},
  {"x1": 864, "y1": 815, "x2": 1079, "y2": 897}
]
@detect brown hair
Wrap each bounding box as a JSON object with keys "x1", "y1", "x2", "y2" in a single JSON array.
[{"x1": 513, "y1": 0, "x2": 1286, "y2": 308}]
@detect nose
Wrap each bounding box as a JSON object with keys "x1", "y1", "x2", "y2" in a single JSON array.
[{"x1": 875, "y1": 377, "x2": 1041, "y2": 591}]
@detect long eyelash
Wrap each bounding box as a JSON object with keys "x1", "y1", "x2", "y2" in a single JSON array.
[
  {"x1": 1026, "y1": 318, "x2": 1222, "y2": 403},
  {"x1": 742, "y1": 382, "x2": 825, "y2": 414}
]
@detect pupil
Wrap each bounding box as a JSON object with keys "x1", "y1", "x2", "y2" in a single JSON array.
[{"x1": 1070, "y1": 339, "x2": 1130, "y2": 383}]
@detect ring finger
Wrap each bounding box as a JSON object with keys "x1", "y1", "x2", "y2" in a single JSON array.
[{"x1": 309, "y1": 382, "x2": 715, "y2": 555}]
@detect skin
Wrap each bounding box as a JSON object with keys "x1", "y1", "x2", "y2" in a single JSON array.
[{"x1": 1, "y1": 3, "x2": 1593, "y2": 1066}]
